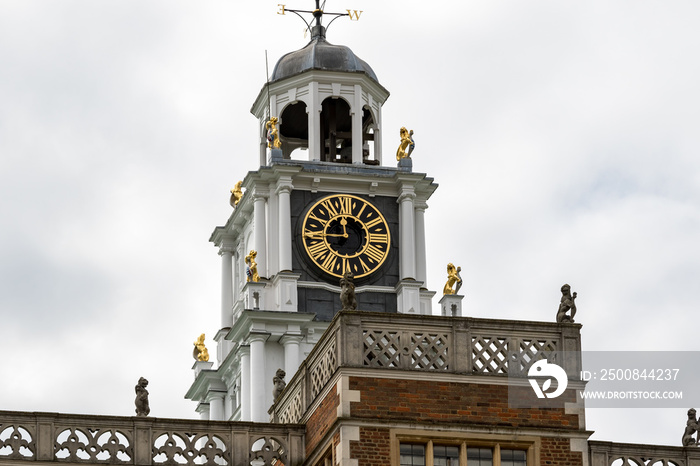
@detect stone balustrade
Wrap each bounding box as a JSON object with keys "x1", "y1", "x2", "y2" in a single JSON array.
[
  {"x1": 0, "y1": 411, "x2": 304, "y2": 465},
  {"x1": 589, "y1": 440, "x2": 700, "y2": 466},
  {"x1": 272, "y1": 310, "x2": 582, "y2": 424}
]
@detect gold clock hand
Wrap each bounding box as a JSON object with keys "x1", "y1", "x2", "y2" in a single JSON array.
[{"x1": 340, "y1": 217, "x2": 348, "y2": 238}]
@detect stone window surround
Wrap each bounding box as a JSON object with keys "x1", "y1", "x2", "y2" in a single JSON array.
[{"x1": 391, "y1": 429, "x2": 539, "y2": 466}]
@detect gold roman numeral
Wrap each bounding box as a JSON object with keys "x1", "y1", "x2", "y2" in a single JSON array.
[
  {"x1": 308, "y1": 241, "x2": 327, "y2": 260},
  {"x1": 365, "y1": 216, "x2": 383, "y2": 229},
  {"x1": 321, "y1": 199, "x2": 338, "y2": 217},
  {"x1": 369, "y1": 233, "x2": 388, "y2": 244},
  {"x1": 338, "y1": 196, "x2": 353, "y2": 215},
  {"x1": 364, "y1": 245, "x2": 384, "y2": 263},
  {"x1": 321, "y1": 253, "x2": 337, "y2": 271}
]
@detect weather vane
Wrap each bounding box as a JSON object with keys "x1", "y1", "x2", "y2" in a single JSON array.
[{"x1": 277, "y1": 0, "x2": 362, "y2": 36}]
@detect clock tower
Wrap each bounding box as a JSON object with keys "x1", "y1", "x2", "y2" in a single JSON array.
[{"x1": 186, "y1": 8, "x2": 438, "y2": 423}]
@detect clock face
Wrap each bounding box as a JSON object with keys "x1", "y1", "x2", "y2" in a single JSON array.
[{"x1": 301, "y1": 194, "x2": 391, "y2": 279}]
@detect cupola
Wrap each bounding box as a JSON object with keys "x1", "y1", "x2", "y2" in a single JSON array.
[{"x1": 251, "y1": 16, "x2": 389, "y2": 166}]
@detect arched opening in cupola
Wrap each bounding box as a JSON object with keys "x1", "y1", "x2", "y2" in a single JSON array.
[
  {"x1": 319, "y1": 97, "x2": 352, "y2": 163},
  {"x1": 279, "y1": 101, "x2": 308, "y2": 159}
]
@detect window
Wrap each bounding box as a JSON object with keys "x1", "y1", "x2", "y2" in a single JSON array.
[
  {"x1": 400, "y1": 444, "x2": 425, "y2": 466},
  {"x1": 501, "y1": 449, "x2": 527, "y2": 466},
  {"x1": 394, "y1": 437, "x2": 532, "y2": 466},
  {"x1": 467, "y1": 447, "x2": 493, "y2": 466},
  {"x1": 433, "y1": 445, "x2": 459, "y2": 466}
]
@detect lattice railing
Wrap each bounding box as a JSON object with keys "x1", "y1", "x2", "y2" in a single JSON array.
[
  {"x1": 0, "y1": 413, "x2": 304, "y2": 465},
  {"x1": 471, "y1": 335, "x2": 558, "y2": 375},
  {"x1": 308, "y1": 336, "x2": 338, "y2": 399},
  {"x1": 363, "y1": 329, "x2": 449, "y2": 370},
  {"x1": 589, "y1": 440, "x2": 700, "y2": 466}
]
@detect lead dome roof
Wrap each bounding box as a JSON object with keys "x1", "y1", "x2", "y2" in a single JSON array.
[{"x1": 270, "y1": 26, "x2": 379, "y2": 83}]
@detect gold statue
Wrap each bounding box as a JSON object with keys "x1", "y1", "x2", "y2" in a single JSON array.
[
  {"x1": 245, "y1": 250, "x2": 260, "y2": 282},
  {"x1": 229, "y1": 181, "x2": 243, "y2": 207},
  {"x1": 266, "y1": 117, "x2": 282, "y2": 149},
  {"x1": 443, "y1": 263, "x2": 463, "y2": 295},
  {"x1": 396, "y1": 127, "x2": 415, "y2": 161},
  {"x1": 193, "y1": 333, "x2": 210, "y2": 362}
]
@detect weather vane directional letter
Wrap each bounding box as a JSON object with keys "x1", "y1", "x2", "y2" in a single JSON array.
[{"x1": 276, "y1": 1, "x2": 362, "y2": 37}]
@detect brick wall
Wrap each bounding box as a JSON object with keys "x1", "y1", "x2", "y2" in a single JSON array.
[
  {"x1": 305, "y1": 382, "x2": 340, "y2": 457},
  {"x1": 348, "y1": 376, "x2": 580, "y2": 430},
  {"x1": 540, "y1": 437, "x2": 584, "y2": 465},
  {"x1": 350, "y1": 427, "x2": 391, "y2": 466}
]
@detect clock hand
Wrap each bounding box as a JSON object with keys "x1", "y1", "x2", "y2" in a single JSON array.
[
  {"x1": 304, "y1": 231, "x2": 347, "y2": 238},
  {"x1": 340, "y1": 217, "x2": 348, "y2": 238}
]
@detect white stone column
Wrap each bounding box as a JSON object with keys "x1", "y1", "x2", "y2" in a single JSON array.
[
  {"x1": 196, "y1": 403, "x2": 210, "y2": 421},
  {"x1": 220, "y1": 247, "x2": 234, "y2": 328},
  {"x1": 351, "y1": 84, "x2": 363, "y2": 164},
  {"x1": 239, "y1": 346, "x2": 251, "y2": 421},
  {"x1": 253, "y1": 190, "x2": 268, "y2": 279},
  {"x1": 398, "y1": 188, "x2": 416, "y2": 280},
  {"x1": 375, "y1": 106, "x2": 383, "y2": 165},
  {"x1": 208, "y1": 392, "x2": 226, "y2": 421},
  {"x1": 414, "y1": 201, "x2": 428, "y2": 287},
  {"x1": 259, "y1": 118, "x2": 267, "y2": 166},
  {"x1": 277, "y1": 179, "x2": 294, "y2": 272},
  {"x1": 280, "y1": 333, "x2": 303, "y2": 380},
  {"x1": 249, "y1": 333, "x2": 269, "y2": 422},
  {"x1": 308, "y1": 82, "x2": 321, "y2": 161}
]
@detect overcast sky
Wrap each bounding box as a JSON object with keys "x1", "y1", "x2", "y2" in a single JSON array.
[{"x1": 1, "y1": 0, "x2": 699, "y2": 450}]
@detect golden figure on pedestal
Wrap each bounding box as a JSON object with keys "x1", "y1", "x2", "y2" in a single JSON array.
[
  {"x1": 443, "y1": 263, "x2": 463, "y2": 295},
  {"x1": 266, "y1": 117, "x2": 282, "y2": 149},
  {"x1": 229, "y1": 181, "x2": 243, "y2": 207},
  {"x1": 193, "y1": 333, "x2": 210, "y2": 362},
  {"x1": 396, "y1": 126, "x2": 415, "y2": 161},
  {"x1": 245, "y1": 250, "x2": 260, "y2": 282}
]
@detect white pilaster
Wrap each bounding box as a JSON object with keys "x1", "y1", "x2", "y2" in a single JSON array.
[
  {"x1": 267, "y1": 186, "x2": 279, "y2": 276},
  {"x1": 308, "y1": 81, "x2": 321, "y2": 161},
  {"x1": 220, "y1": 247, "x2": 234, "y2": 328},
  {"x1": 253, "y1": 189, "x2": 268, "y2": 279},
  {"x1": 375, "y1": 106, "x2": 382, "y2": 165},
  {"x1": 439, "y1": 293, "x2": 464, "y2": 317},
  {"x1": 239, "y1": 346, "x2": 251, "y2": 421},
  {"x1": 277, "y1": 179, "x2": 294, "y2": 272},
  {"x1": 207, "y1": 391, "x2": 226, "y2": 421},
  {"x1": 249, "y1": 333, "x2": 269, "y2": 422},
  {"x1": 196, "y1": 403, "x2": 210, "y2": 421},
  {"x1": 414, "y1": 201, "x2": 428, "y2": 287},
  {"x1": 351, "y1": 84, "x2": 363, "y2": 164},
  {"x1": 398, "y1": 187, "x2": 416, "y2": 280},
  {"x1": 280, "y1": 333, "x2": 303, "y2": 379}
]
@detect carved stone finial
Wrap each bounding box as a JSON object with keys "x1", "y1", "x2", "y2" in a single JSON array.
[
  {"x1": 396, "y1": 127, "x2": 415, "y2": 161},
  {"x1": 442, "y1": 263, "x2": 462, "y2": 295},
  {"x1": 193, "y1": 333, "x2": 209, "y2": 362},
  {"x1": 266, "y1": 117, "x2": 282, "y2": 149},
  {"x1": 556, "y1": 284, "x2": 577, "y2": 323},
  {"x1": 134, "y1": 377, "x2": 150, "y2": 417},
  {"x1": 229, "y1": 181, "x2": 243, "y2": 207},
  {"x1": 339, "y1": 271, "x2": 357, "y2": 311},
  {"x1": 272, "y1": 369, "x2": 287, "y2": 401},
  {"x1": 245, "y1": 250, "x2": 260, "y2": 282},
  {"x1": 683, "y1": 408, "x2": 699, "y2": 446}
]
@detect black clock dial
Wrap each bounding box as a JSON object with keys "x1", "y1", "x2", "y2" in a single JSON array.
[{"x1": 301, "y1": 194, "x2": 390, "y2": 278}]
